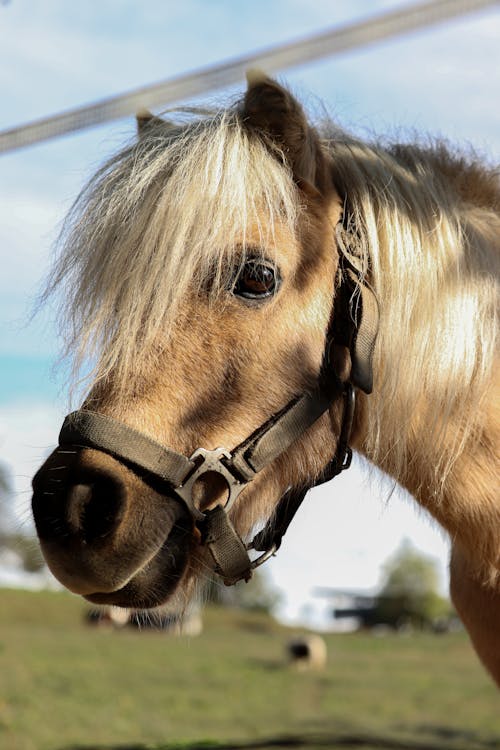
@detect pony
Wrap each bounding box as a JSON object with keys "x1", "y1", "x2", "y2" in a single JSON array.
[{"x1": 32, "y1": 73, "x2": 499, "y2": 685}]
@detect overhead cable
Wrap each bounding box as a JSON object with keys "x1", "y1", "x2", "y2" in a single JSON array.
[{"x1": 0, "y1": 0, "x2": 497, "y2": 154}]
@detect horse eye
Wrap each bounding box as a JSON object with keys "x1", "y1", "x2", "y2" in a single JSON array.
[{"x1": 232, "y1": 260, "x2": 279, "y2": 300}]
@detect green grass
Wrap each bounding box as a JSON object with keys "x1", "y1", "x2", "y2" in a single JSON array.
[{"x1": 0, "y1": 588, "x2": 498, "y2": 750}]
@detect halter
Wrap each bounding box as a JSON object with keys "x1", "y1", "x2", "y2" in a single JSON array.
[{"x1": 57, "y1": 227, "x2": 379, "y2": 586}]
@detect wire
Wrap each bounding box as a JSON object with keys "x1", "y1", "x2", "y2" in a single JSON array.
[{"x1": 0, "y1": 0, "x2": 497, "y2": 154}]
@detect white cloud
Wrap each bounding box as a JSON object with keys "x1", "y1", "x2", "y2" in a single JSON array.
[
  {"x1": 1, "y1": 0, "x2": 362, "y2": 122},
  {"x1": 2, "y1": 0, "x2": 497, "y2": 141},
  {"x1": 0, "y1": 192, "x2": 60, "y2": 266}
]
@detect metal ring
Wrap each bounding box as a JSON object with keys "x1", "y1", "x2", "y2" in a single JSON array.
[
  {"x1": 174, "y1": 446, "x2": 248, "y2": 519},
  {"x1": 246, "y1": 543, "x2": 278, "y2": 570}
]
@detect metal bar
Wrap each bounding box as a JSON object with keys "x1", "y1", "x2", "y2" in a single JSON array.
[{"x1": 0, "y1": 0, "x2": 497, "y2": 154}]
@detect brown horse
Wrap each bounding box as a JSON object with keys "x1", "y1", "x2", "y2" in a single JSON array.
[{"x1": 32, "y1": 73, "x2": 499, "y2": 685}]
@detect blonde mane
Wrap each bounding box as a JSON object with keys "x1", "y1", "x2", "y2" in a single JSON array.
[
  {"x1": 327, "y1": 132, "x2": 499, "y2": 495},
  {"x1": 47, "y1": 109, "x2": 299, "y2": 392}
]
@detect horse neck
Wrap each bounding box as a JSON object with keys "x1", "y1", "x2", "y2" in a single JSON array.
[
  {"x1": 350, "y1": 303, "x2": 499, "y2": 577},
  {"x1": 342, "y1": 154, "x2": 498, "y2": 501}
]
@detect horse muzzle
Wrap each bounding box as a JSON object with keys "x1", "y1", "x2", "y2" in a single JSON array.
[{"x1": 31, "y1": 446, "x2": 193, "y2": 607}]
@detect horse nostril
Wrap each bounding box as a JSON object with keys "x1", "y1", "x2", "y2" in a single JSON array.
[{"x1": 66, "y1": 478, "x2": 125, "y2": 543}]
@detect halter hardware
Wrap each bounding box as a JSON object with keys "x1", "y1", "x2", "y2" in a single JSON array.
[
  {"x1": 174, "y1": 447, "x2": 250, "y2": 521},
  {"x1": 57, "y1": 223, "x2": 379, "y2": 587}
]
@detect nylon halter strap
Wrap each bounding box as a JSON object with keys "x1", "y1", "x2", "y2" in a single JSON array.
[{"x1": 58, "y1": 228, "x2": 379, "y2": 586}]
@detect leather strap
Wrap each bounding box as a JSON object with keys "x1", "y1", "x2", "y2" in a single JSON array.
[
  {"x1": 200, "y1": 506, "x2": 253, "y2": 585},
  {"x1": 231, "y1": 380, "x2": 341, "y2": 480},
  {"x1": 60, "y1": 376, "x2": 342, "y2": 498},
  {"x1": 59, "y1": 410, "x2": 195, "y2": 487},
  {"x1": 251, "y1": 485, "x2": 308, "y2": 554},
  {"x1": 334, "y1": 224, "x2": 379, "y2": 394},
  {"x1": 251, "y1": 383, "x2": 355, "y2": 556}
]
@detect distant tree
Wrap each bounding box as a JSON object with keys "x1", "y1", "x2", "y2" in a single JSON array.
[
  {"x1": 230, "y1": 571, "x2": 282, "y2": 613},
  {"x1": 3, "y1": 533, "x2": 45, "y2": 572},
  {"x1": 0, "y1": 461, "x2": 13, "y2": 535},
  {"x1": 373, "y1": 540, "x2": 452, "y2": 629},
  {"x1": 0, "y1": 461, "x2": 45, "y2": 572},
  {"x1": 0, "y1": 463, "x2": 9, "y2": 493}
]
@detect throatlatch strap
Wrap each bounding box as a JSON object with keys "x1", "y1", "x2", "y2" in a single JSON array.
[
  {"x1": 59, "y1": 410, "x2": 195, "y2": 487},
  {"x1": 252, "y1": 486, "x2": 308, "y2": 553}
]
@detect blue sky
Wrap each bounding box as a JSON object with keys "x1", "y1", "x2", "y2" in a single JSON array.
[{"x1": 0, "y1": 0, "x2": 499, "y2": 624}]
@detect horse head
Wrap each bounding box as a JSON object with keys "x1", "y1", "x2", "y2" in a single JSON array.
[{"x1": 32, "y1": 74, "x2": 359, "y2": 609}]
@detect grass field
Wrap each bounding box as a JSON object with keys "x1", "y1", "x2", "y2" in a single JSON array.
[{"x1": 0, "y1": 588, "x2": 498, "y2": 750}]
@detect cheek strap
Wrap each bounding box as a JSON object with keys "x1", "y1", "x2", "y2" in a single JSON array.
[{"x1": 334, "y1": 223, "x2": 379, "y2": 395}]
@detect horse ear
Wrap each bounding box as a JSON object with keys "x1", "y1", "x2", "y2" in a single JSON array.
[
  {"x1": 242, "y1": 70, "x2": 327, "y2": 193},
  {"x1": 136, "y1": 109, "x2": 166, "y2": 137}
]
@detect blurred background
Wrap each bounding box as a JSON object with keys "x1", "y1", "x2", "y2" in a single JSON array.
[{"x1": 0, "y1": 2, "x2": 499, "y2": 748}]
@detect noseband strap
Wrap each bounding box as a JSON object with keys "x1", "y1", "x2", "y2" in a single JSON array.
[{"x1": 59, "y1": 409, "x2": 196, "y2": 486}]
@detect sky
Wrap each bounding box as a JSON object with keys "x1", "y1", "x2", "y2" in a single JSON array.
[{"x1": 0, "y1": 0, "x2": 499, "y2": 628}]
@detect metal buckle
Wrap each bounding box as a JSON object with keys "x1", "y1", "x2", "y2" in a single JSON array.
[
  {"x1": 174, "y1": 447, "x2": 248, "y2": 520},
  {"x1": 246, "y1": 542, "x2": 278, "y2": 571},
  {"x1": 336, "y1": 384, "x2": 355, "y2": 467}
]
